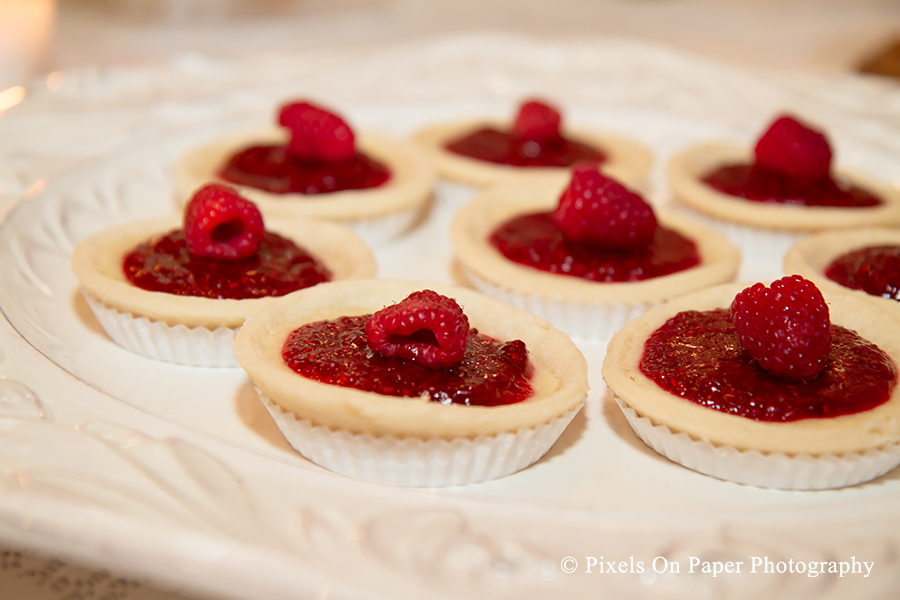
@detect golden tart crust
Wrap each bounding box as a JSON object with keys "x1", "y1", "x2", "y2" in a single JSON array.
[
  {"x1": 603, "y1": 283, "x2": 900, "y2": 455},
  {"x1": 451, "y1": 182, "x2": 740, "y2": 305},
  {"x1": 784, "y1": 227, "x2": 900, "y2": 320},
  {"x1": 234, "y1": 279, "x2": 589, "y2": 440},
  {"x1": 71, "y1": 215, "x2": 376, "y2": 330},
  {"x1": 413, "y1": 119, "x2": 652, "y2": 188},
  {"x1": 667, "y1": 142, "x2": 900, "y2": 230},
  {"x1": 174, "y1": 128, "x2": 435, "y2": 222}
]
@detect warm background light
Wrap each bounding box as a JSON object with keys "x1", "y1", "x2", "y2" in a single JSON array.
[
  {"x1": 0, "y1": 0, "x2": 56, "y2": 87},
  {"x1": 0, "y1": 86, "x2": 26, "y2": 114}
]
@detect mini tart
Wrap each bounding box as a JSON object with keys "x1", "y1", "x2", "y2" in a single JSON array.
[
  {"x1": 71, "y1": 215, "x2": 375, "y2": 366},
  {"x1": 667, "y1": 143, "x2": 900, "y2": 230},
  {"x1": 413, "y1": 119, "x2": 652, "y2": 188},
  {"x1": 234, "y1": 280, "x2": 588, "y2": 486},
  {"x1": 174, "y1": 128, "x2": 435, "y2": 242},
  {"x1": 667, "y1": 142, "x2": 900, "y2": 279},
  {"x1": 451, "y1": 182, "x2": 740, "y2": 340},
  {"x1": 603, "y1": 283, "x2": 900, "y2": 489},
  {"x1": 785, "y1": 228, "x2": 900, "y2": 321}
]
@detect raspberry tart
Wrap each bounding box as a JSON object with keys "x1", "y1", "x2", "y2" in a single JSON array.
[
  {"x1": 667, "y1": 114, "x2": 900, "y2": 279},
  {"x1": 234, "y1": 280, "x2": 588, "y2": 486},
  {"x1": 413, "y1": 98, "x2": 652, "y2": 188},
  {"x1": 72, "y1": 184, "x2": 376, "y2": 367},
  {"x1": 452, "y1": 164, "x2": 740, "y2": 340},
  {"x1": 175, "y1": 100, "x2": 435, "y2": 242},
  {"x1": 785, "y1": 227, "x2": 900, "y2": 321},
  {"x1": 603, "y1": 276, "x2": 900, "y2": 489}
]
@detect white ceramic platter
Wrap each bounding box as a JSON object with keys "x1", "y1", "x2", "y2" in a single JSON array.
[{"x1": 1, "y1": 36, "x2": 900, "y2": 600}]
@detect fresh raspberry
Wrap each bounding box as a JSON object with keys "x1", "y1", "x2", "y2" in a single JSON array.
[
  {"x1": 753, "y1": 114, "x2": 832, "y2": 179},
  {"x1": 183, "y1": 184, "x2": 264, "y2": 260},
  {"x1": 278, "y1": 101, "x2": 356, "y2": 163},
  {"x1": 366, "y1": 290, "x2": 470, "y2": 369},
  {"x1": 512, "y1": 99, "x2": 562, "y2": 143},
  {"x1": 731, "y1": 275, "x2": 832, "y2": 380},
  {"x1": 552, "y1": 163, "x2": 657, "y2": 248}
]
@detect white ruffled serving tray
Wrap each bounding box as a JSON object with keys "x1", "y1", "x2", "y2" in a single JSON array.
[{"x1": 1, "y1": 35, "x2": 899, "y2": 600}]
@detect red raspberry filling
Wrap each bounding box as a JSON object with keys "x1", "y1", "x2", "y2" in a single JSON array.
[
  {"x1": 219, "y1": 146, "x2": 390, "y2": 195},
  {"x1": 445, "y1": 100, "x2": 606, "y2": 168},
  {"x1": 490, "y1": 213, "x2": 698, "y2": 282},
  {"x1": 282, "y1": 316, "x2": 533, "y2": 406},
  {"x1": 218, "y1": 100, "x2": 391, "y2": 195},
  {"x1": 639, "y1": 308, "x2": 897, "y2": 422},
  {"x1": 825, "y1": 245, "x2": 900, "y2": 301},
  {"x1": 731, "y1": 276, "x2": 832, "y2": 380},
  {"x1": 446, "y1": 128, "x2": 607, "y2": 168},
  {"x1": 123, "y1": 230, "x2": 331, "y2": 300},
  {"x1": 366, "y1": 290, "x2": 469, "y2": 369},
  {"x1": 702, "y1": 164, "x2": 881, "y2": 207},
  {"x1": 553, "y1": 164, "x2": 657, "y2": 248}
]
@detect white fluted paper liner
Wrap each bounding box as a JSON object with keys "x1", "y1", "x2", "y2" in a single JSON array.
[
  {"x1": 680, "y1": 209, "x2": 802, "y2": 282},
  {"x1": 434, "y1": 179, "x2": 478, "y2": 207},
  {"x1": 83, "y1": 293, "x2": 239, "y2": 367},
  {"x1": 614, "y1": 396, "x2": 900, "y2": 490},
  {"x1": 461, "y1": 267, "x2": 662, "y2": 341},
  {"x1": 343, "y1": 201, "x2": 427, "y2": 244},
  {"x1": 261, "y1": 393, "x2": 582, "y2": 487}
]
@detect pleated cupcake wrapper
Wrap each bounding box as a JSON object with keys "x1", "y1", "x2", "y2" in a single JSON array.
[
  {"x1": 681, "y1": 210, "x2": 803, "y2": 282},
  {"x1": 260, "y1": 392, "x2": 582, "y2": 487},
  {"x1": 462, "y1": 267, "x2": 662, "y2": 342},
  {"x1": 343, "y1": 202, "x2": 426, "y2": 244},
  {"x1": 83, "y1": 293, "x2": 240, "y2": 368},
  {"x1": 434, "y1": 179, "x2": 478, "y2": 207},
  {"x1": 614, "y1": 396, "x2": 900, "y2": 490}
]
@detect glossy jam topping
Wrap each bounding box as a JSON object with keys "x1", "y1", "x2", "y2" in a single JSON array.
[
  {"x1": 702, "y1": 164, "x2": 882, "y2": 207},
  {"x1": 218, "y1": 145, "x2": 390, "y2": 195},
  {"x1": 124, "y1": 229, "x2": 331, "y2": 299},
  {"x1": 445, "y1": 127, "x2": 607, "y2": 168},
  {"x1": 282, "y1": 316, "x2": 533, "y2": 406},
  {"x1": 825, "y1": 245, "x2": 900, "y2": 301},
  {"x1": 489, "y1": 212, "x2": 700, "y2": 281},
  {"x1": 639, "y1": 308, "x2": 897, "y2": 422}
]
